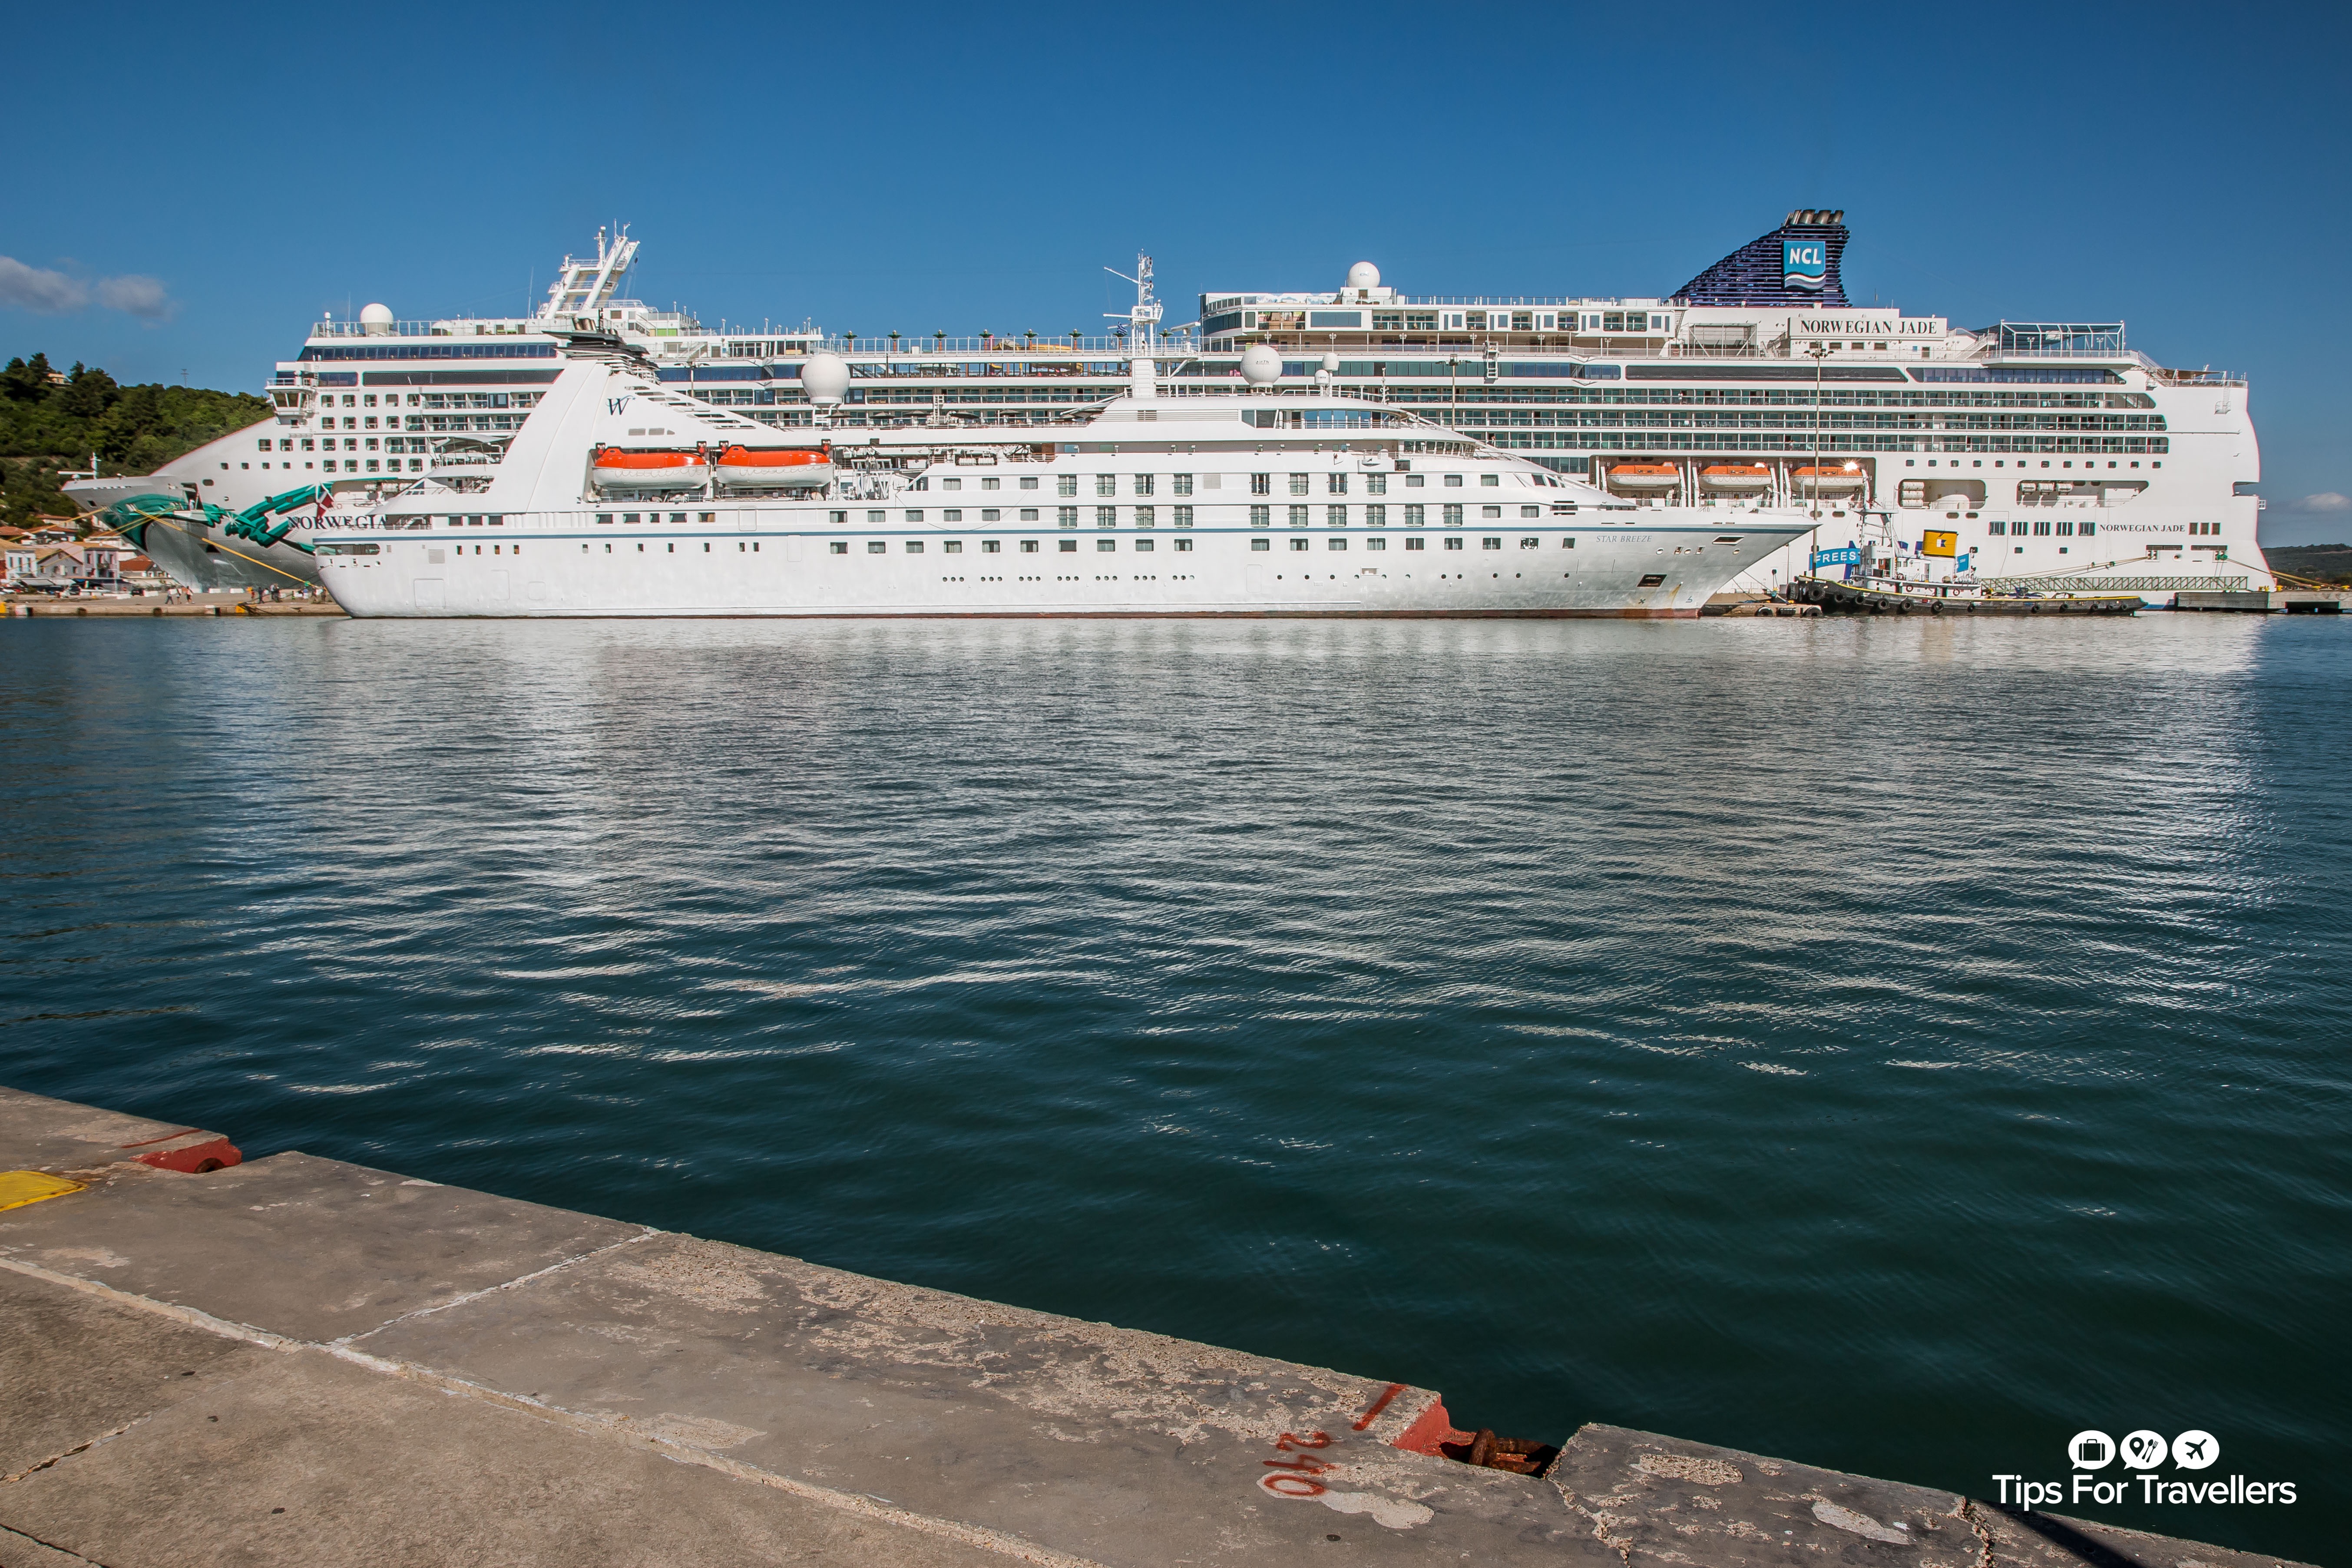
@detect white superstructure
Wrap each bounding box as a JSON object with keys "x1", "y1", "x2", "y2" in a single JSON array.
[{"x1": 308, "y1": 317, "x2": 1814, "y2": 618}]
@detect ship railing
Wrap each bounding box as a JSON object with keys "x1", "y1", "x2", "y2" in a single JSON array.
[
  {"x1": 2146, "y1": 367, "x2": 2245, "y2": 387},
  {"x1": 817, "y1": 335, "x2": 1199, "y2": 357},
  {"x1": 310, "y1": 321, "x2": 541, "y2": 339}
]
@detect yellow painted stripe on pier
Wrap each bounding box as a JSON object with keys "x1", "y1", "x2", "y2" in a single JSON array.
[{"x1": 0, "y1": 1171, "x2": 87, "y2": 1211}]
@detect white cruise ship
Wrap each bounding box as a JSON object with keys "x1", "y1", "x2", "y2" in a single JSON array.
[
  {"x1": 81, "y1": 215, "x2": 2271, "y2": 605},
  {"x1": 307, "y1": 288, "x2": 1814, "y2": 617}
]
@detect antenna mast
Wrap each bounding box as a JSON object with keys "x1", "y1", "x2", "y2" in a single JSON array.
[{"x1": 1105, "y1": 252, "x2": 1161, "y2": 400}]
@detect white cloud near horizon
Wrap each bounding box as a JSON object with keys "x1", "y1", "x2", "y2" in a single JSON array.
[
  {"x1": 0, "y1": 256, "x2": 175, "y2": 321},
  {"x1": 2287, "y1": 492, "x2": 2351, "y2": 513}
]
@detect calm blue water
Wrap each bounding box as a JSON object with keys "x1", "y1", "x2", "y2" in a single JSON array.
[{"x1": 3, "y1": 614, "x2": 2345, "y2": 1558}]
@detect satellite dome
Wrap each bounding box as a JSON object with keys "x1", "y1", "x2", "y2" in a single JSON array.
[
  {"x1": 800, "y1": 351, "x2": 851, "y2": 405},
  {"x1": 359, "y1": 302, "x2": 395, "y2": 336},
  {"x1": 1345, "y1": 261, "x2": 1380, "y2": 291},
  {"x1": 1320, "y1": 352, "x2": 1341, "y2": 374},
  {"x1": 1239, "y1": 343, "x2": 1283, "y2": 387}
]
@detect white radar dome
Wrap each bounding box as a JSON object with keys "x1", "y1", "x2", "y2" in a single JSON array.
[
  {"x1": 1320, "y1": 352, "x2": 1341, "y2": 374},
  {"x1": 1240, "y1": 343, "x2": 1284, "y2": 386},
  {"x1": 800, "y1": 351, "x2": 851, "y2": 405},
  {"x1": 359, "y1": 302, "x2": 395, "y2": 336},
  {"x1": 1345, "y1": 261, "x2": 1380, "y2": 291}
]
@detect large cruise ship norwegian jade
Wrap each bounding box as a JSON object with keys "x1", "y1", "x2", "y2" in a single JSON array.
[{"x1": 85, "y1": 212, "x2": 2269, "y2": 606}]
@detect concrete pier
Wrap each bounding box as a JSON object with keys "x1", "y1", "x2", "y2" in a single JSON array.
[{"x1": 0, "y1": 1087, "x2": 2307, "y2": 1567}]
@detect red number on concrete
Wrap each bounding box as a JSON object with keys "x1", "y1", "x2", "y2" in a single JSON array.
[
  {"x1": 1262, "y1": 1456, "x2": 1334, "y2": 1475},
  {"x1": 1275, "y1": 1430, "x2": 1332, "y2": 1450},
  {"x1": 1261, "y1": 1474, "x2": 1329, "y2": 1499}
]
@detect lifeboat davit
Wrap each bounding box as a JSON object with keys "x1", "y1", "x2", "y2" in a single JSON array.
[
  {"x1": 1699, "y1": 463, "x2": 1773, "y2": 492},
  {"x1": 713, "y1": 446, "x2": 834, "y2": 490},
  {"x1": 1793, "y1": 464, "x2": 1866, "y2": 493},
  {"x1": 593, "y1": 448, "x2": 709, "y2": 490},
  {"x1": 1607, "y1": 463, "x2": 1681, "y2": 490}
]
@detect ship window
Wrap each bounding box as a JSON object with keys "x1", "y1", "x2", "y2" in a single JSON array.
[
  {"x1": 1445, "y1": 474, "x2": 1462, "y2": 487},
  {"x1": 944, "y1": 509, "x2": 963, "y2": 522},
  {"x1": 1563, "y1": 536, "x2": 1576, "y2": 548},
  {"x1": 1365, "y1": 505, "x2": 1386, "y2": 527},
  {"x1": 1444, "y1": 537, "x2": 1463, "y2": 550},
  {"x1": 1250, "y1": 506, "x2": 1270, "y2": 527},
  {"x1": 1290, "y1": 537, "x2": 1309, "y2": 551},
  {"x1": 1059, "y1": 539, "x2": 1077, "y2": 552},
  {"x1": 2033, "y1": 520, "x2": 2052, "y2": 536},
  {"x1": 1327, "y1": 473, "x2": 1347, "y2": 495},
  {"x1": 2056, "y1": 521, "x2": 2074, "y2": 536},
  {"x1": 1172, "y1": 474, "x2": 1192, "y2": 495},
  {"x1": 1136, "y1": 506, "x2": 1155, "y2": 528},
  {"x1": 596, "y1": 513, "x2": 613, "y2": 524},
  {"x1": 1289, "y1": 473, "x2": 1310, "y2": 495},
  {"x1": 1250, "y1": 473, "x2": 1271, "y2": 495},
  {"x1": 1135, "y1": 538, "x2": 1154, "y2": 552},
  {"x1": 983, "y1": 540, "x2": 1001, "y2": 553},
  {"x1": 1482, "y1": 506, "x2": 1502, "y2": 519},
  {"x1": 1638, "y1": 573, "x2": 1666, "y2": 586},
  {"x1": 1328, "y1": 537, "x2": 1347, "y2": 551},
  {"x1": 905, "y1": 510, "x2": 923, "y2": 523},
  {"x1": 621, "y1": 513, "x2": 639, "y2": 524},
  {"x1": 1059, "y1": 507, "x2": 1078, "y2": 526},
  {"x1": 1482, "y1": 537, "x2": 1502, "y2": 549},
  {"x1": 1520, "y1": 537, "x2": 1539, "y2": 549},
  {"x1": 1989, "y1": 521, "x2": 2005, "y2": 535},
  {"x1": 1367, "y1": 537, "x2": 1386, "y2": 551},
  {"x1": 906, "y1": 540, "x2": 924, "y2": 552},
  {"x1": 1406, "y1": 538, "x2": 1425, "y2": 551},
  {"x1": 1021, "y1": 540, "x2": 1039, "y2": 552},
  {"x1": 1522, "y1": 506, "x2": 1541, "y2": 519},
  {"x1": 1133, "y1": 473, "x2": 1154, "y2": 496},
  {"x1": 1058, "y1": 475, "x2": 1078, "y2": 496},
  {"x1": 1251, "y1": 537, "x2": 1270, "y2": 551},
  {"x1": 867, "y1": 540, "x2": 886, "y2": 553},
  {"x1": 1405, "y1": 505, "x2": 1425, "y2": 526},
  {"x1": 867, "y1": 510, "x2": 885, "y2": 523},
  {"x1": 1019, "y1": 476, "x2": 1039, "y2": 490},
  {"x1": 1405, "y1": 474, "x2": 1424, "y2": 487},
  {"x1": 1174, "y1": 506, "x2": 1193, "y2": 528},
  {"x1": 1328, "y1": 506, "x2": 1346, "y2": 527},
  {"x1": 1288, "y1": 506, "x2": 1308, "y2": 527},
  {"x1": 982, "y1": 477, "x2": 1000, "y2": 491},
  {"x1": 1096, "y1": 507, "x2": 1115, "y2": 528},
  {"x1": 1174, "y1": 539, "x2": 1192, "y2": 552},
  {"x1": 1095, "y1": 474, "x2": 1115, "y2": 496},
  {"x1": 982, "y1": 509, "x2": 1001, "y2": 522},
  {"x1": 830, "y1": 510, "x2": 847, "y2": 523},
  {"x1": 830, "y1": 541, "x2": 847, "y2": 553},
  {"x1": 1444, "y1": 505, "x2": 1463, "y2": 525},
  {"x1": 1019, "y1": 508, "x2": 1037, "y2": 521},
  {"x1": 1481, "y1": 474, "x2": 1499, "y2": 486}
]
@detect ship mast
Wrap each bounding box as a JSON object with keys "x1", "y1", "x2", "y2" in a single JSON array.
[{"x1": 1105, "y1": 252, "x2": 1161, "y2": 401}]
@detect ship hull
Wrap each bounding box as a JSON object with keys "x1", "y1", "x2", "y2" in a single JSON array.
[{"x1": 317, "y1": 517, "x2": 1809, "y2": 619}]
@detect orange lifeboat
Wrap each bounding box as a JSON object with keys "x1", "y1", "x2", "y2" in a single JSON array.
[
  {"x1": 592, "y1": 447, "x2": 709, "y2": 491},
  {"x1": 1607, "y1": 463, "x2": 1680, "y2": 490},
  {"x1": 1792, "y1": 463, "x2": 1866, "y2": 493},
  {"x1": 1699, "y1": 463, "x2": 1773, "y2": 491},
  {"x1": 713, "y1": 445, "x2": 834, "y2": 490}
]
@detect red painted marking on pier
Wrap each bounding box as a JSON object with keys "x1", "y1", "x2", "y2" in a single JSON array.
[
  {"x1": 1353, "y1": 1383, "x2": 1406, "y2": 1431},
  {"x1": 1392, "y1": 1399, "x2": 1472, "y2": 1458},
  {"x1": 128, "y1": 1135, "x2": 243, "y2": 1174},
  {"x1": 116, "y1": 1128, "x2": 202, "y2": 1149}
]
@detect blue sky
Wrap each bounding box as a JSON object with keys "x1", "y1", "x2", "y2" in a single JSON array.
[{"x1": 10, "y1": 1, "x2": 2349, "y2": 542}]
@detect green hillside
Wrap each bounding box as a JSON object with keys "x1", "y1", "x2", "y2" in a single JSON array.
[
  {"x1": 0, "y1": 353, "x2": 271, "y2": 528},
  {"x1": 2265, "y1": 544, "x2": 2352, "y2": 586}
]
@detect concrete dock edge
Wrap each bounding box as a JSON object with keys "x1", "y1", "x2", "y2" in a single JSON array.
[{"x1": 0, "y1": 1086, "x2": 2312, "y2": 1567}]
